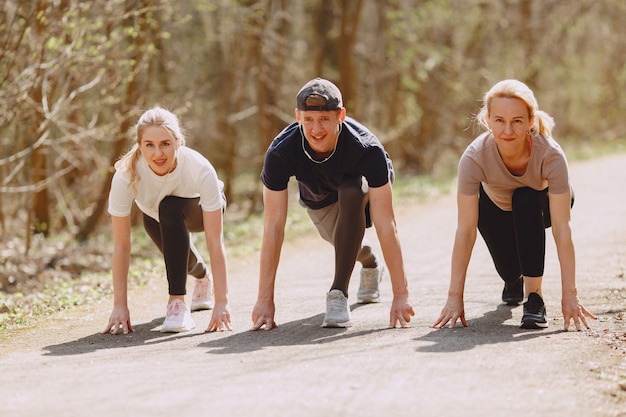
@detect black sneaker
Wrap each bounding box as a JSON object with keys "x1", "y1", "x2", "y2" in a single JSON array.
[
  {"x1": 521, "y1": 292, "x2": 548, "y2": 329},
  {"x1": 502, "y1": 277, "x2": 524, "y2": 305}
]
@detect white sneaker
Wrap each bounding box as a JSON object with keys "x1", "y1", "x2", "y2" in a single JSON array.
[
  {"x1": 190, "y1": 274, "x2": 214, "y2": 311},
  {"x1": 322, "y1": 289, "x2": 351, "y2": 328},
  {"x1": 357, "y1": 264, "x2": 384, "y2": 303},
  {"x1": 161, "y1": 299, "x2": 195, "y2": 332}
]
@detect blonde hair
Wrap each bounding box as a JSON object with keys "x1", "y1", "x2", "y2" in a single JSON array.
[
  {"x1": 475, "y1": 79, "x2": 555, "y2": 137},
  {"x1": 115, "y1": 107, "x2": 185, "y2": 193}
]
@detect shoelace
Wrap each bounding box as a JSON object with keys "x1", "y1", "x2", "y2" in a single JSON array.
[
  {"x1": 525, "y1": 296, "x2": 544, "y2": 315},
  {"x1": 168, "y1": 301, "x2": 182, "y2": 316},
  {"x1": 193, "y1": 280, "x2": 207, "y2": 301},
  {"x1": 327, "y1": 296, "x2": 347, "y2": 311}
]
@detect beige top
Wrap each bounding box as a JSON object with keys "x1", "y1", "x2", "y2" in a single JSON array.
[{"x1": 457, "y1": 132, "x2": 570, "y2": 211}]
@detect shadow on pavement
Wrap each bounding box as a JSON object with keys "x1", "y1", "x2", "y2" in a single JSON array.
[
  {"x1": 41, "y1": 303, "x2": 386, "y2": 356},
  {"x1": 41, "y1": 317, "x2": 207, "y2": 356},
  {"x1": 414, "y1": 304, "x2": 565, "y2": 353},
  {"x1": 199, "y1": 303, "x2": 389, "y2": 354}
]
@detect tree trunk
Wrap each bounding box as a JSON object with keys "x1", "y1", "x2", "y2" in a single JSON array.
[
  {"x1": 30, "y1": 0, "x2": 50, "y2": 237},
  {"x1": 337, "y1": 0, "x2": 363, "y2": 116},
  {"x1": 250, "y1": 0, "x2": 291, "y2": 214},
  {"x1": 311, "y1": 1, "x2": 333, "y2": 76}
]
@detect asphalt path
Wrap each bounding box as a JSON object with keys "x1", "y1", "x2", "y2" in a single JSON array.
[{"x1": 1, "y1": 153, "x2": 625, "y2": 417}]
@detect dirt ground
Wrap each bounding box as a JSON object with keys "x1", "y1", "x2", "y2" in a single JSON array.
[{"x1": 1, "y1": 153, "x2": 625, "y2": 417}]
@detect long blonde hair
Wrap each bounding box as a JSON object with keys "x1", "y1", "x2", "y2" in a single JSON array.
[
  {"x1": 475, "y1": 79, "x2": 555, "y2": 137},
  {"x1": 115, "y1": 107, "x2": 185, "y2": 193}
]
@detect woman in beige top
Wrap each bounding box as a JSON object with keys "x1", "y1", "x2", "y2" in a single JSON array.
[{"x1": 432, "y1": 79, "x2": 596, "y2": 331}]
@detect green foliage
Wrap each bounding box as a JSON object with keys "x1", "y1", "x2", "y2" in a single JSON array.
[{"x1": 0, "y1": 270, "x2": 111, "y2": 332}]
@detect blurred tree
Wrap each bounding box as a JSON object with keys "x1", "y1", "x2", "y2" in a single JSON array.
[
  {"x1": 337, "y1": 0, "x2": 363, "y2": 116},
  {"x1": 29, "y1": 1, "x2": 50, "y2": 239},
  {"x1": 0, "y1": 0, "x2": 625, "y2": 253},
  {"x1": 77, "y1": 0, "x2": 159, "y2": 240},
  {"x1": 0, "y1": 0, "x2": 168, "y2": 248}
]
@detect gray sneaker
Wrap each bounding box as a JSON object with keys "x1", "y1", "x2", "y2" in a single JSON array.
[
  {"x1": 357, "y1": 264, "x2": 384, "y2": 303},
  {"x1": 322, "y1": 289, "x2": 351, "y2": 328}
]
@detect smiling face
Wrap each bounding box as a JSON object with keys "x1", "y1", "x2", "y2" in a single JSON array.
[
  {"x1": 487, "y1": 96, "x2": 534, "y2": 155},
  {"x1": 139, "y1": 125, "x2": 179, "y2": 176},
  {"x1": 295, "y1": 108, "x2": 346, "y2": 157}
]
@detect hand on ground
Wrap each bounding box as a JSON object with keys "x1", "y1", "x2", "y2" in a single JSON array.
[
  {"x1": 432, "y1": 296, "x2": 468, "y2": 329},
  {"x1": 562, "y1": 294, "x2": 597, "y2": 331},
  {"x1": 205, "y1": 302, "x2": 232, "y2": 332},
  {"x1": 389, "y1": 294, "x2": 415, "y2": 328},
  {"x1": 249, "y1": 299, "x2": 277, "y2": 331},
  {"x1": 101, "y1": 305, "x2": 134, "y2": 335}
]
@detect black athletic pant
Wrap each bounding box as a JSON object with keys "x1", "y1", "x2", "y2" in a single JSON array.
[
  {"x1": 143, "y1": 196, "x2": 208, "y2": 295},
  {"x1": 477, "y1": 185, "x2": 553, "y2": 284},
  {"x1": 331, "y1": 176, "x2": 369, "y2": 293}
]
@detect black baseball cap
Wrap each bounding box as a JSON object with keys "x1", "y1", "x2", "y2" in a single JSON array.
[{"x1": 296, "y1": 78, "x2": 343, "y2": 111}]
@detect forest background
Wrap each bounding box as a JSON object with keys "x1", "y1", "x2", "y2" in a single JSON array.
[{"x1": 1, "y1": 0, "x2": 625, "y2": 329}]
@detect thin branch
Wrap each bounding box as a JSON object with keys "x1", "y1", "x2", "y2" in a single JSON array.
[
  {"x1": 0, "y1": 130, "x2": 50, "y2": 167},
  {"x1": 0, "y1": 164, "x2": 74, "y2": 193}
]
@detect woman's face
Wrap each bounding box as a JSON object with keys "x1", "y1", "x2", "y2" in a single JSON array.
[
  {"x1": 487, "y1": 97, "x2": 534, "y2": 153},
  {"x1": 139, "y1": 125, "x2": 179, "y2": 176},
  {"x1": 295, "y1": 108, "x2": 346, "y2": 157}
]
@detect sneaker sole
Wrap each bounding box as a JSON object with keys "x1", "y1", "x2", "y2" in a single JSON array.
[
  {"x1": 356, "y1": 295, "x2": 381, "y2": 304},
  {"x1": 322, "y1": 319, "x2": 351, "y2": 328},
  {"x1": 190, "y1": 302, "x2": 214, "y2": 311},
  {"x1": 502, "y1": 298, "x2": 523, "y2": 306},
  {"x1": 160, "y1": 325, "x2": 194, "y2": 333},
  {"x1": 520, "y1": 318, "x2": 548, "y2": 329}
]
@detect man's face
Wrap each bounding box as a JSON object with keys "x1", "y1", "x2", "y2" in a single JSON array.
[{"x1": 295, "y1": 108, "x2": 346, "y2": 157}]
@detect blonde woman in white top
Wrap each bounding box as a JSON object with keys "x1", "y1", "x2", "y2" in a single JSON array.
[
  {"x1": 433, "y1": 80, "x2": 596, "y2": 331},
  {"x1": 102, "y1": 107, "x2": 231, "y2": 334}
]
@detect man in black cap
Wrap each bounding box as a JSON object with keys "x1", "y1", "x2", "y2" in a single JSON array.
[{"x1": 250, "y1": 78, "x2": 414, "y2": 330}]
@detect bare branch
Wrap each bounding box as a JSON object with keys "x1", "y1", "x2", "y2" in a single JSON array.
[{"x1": 0, "y1": 164, "x2": 74, "y2": 193}]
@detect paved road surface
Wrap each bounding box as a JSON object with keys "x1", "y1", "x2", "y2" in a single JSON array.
[{"x1": 1, "y1": 153, "x2": 625, "y2": 417}]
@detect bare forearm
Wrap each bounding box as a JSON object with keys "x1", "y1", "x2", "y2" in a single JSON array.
[
  {"x1": 206, "y1": 243, "x2": 229, "y2": 304},
  {"x1": 448, "y1": 229, "x2": 476, "y2": 297},
  {"x1": 554, "y1": 230, "x2": 577, "y2": 295},
  {"x1": 377, "y1": 228, "x2": 409, "y2": 296},
  {"x1": 111, "y1": 247, "x2": 130, "y2": 306},
  {"x1": 257, "y1": 231, "x2": 283, "y2": 301}
]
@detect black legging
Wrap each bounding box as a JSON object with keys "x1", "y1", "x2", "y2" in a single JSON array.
[
  {"x1": 143, "y1": 196, "x2": 208, "y2": 295},
  {"x1": 478, "y1": 185, "x2": 563, "y2": 283},
  {"x1": 330, "y1": 176, "x2": 369, "y2": 293}
]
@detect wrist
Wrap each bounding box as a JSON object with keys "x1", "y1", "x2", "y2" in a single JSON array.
[
  {"x1": 448, "y1": 290, "x2": 464, "y2": 298},
  {"x1": 257, "y1": 292, "x2": 275, "y2": 303},
  {"x1": 561, "y1": 287, "x2": 578, "y2": 297},
  {"x1": 392, "y1": 291, "x2": 409, "y2": 298},
  {"x1": 214, "y1": 293, "x2": 229, "y2": 304}
]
